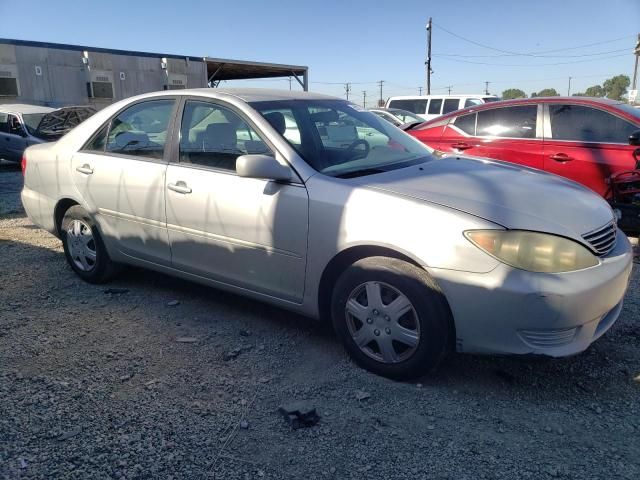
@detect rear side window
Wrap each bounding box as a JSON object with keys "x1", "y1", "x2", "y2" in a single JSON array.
[
  {"x1": 388, "y1": 99, "x2": 428, "y2": 114},
  {"x1": 428, "y1": 99, "x2": 443, "y2": 115},
  {"x1": 549, "y1": 104, "x2": 637, "y2": 144},
  {"x1": 105, "y1": 99, "x2": 175, "y2": 159},
  {"x1": 442, "y1": 98, "x2": 460, "y2": 114},
  {"x1": 453, "y1": 113, "x2": 476, "y2": 135},
  {"x1": 476, "y1": 105, "x2": 537, "y2": 138},
  {"x1": 179, "y1": 101, "x2": 271, "y2": 171}
]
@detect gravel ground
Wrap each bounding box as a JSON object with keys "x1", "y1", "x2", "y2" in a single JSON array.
[{"x1": 1, "y1": 163, "x2": 639, "y2": 480}]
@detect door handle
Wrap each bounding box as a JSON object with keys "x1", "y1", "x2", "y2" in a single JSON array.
[
  {"x1": 549, "y1": 153, "x2": 573, "y2": 163},
  {"x1": 452, "y1": 142, "x2": 472, "y2": 150},
  {"x1": 75, "y1": 164, "x2": 94, "y2": 175},
  {"x1": 168, "y1": 181, "x2": 192, "y2": 194}
]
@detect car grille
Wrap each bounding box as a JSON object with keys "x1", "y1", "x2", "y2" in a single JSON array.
[{"x1": 582, "y1": 221, "x2": 617, "y2": 256}]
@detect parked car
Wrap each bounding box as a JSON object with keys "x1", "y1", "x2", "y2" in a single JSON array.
[
  {"x1": 408, "y1": 97, "x2": 640, "y2": 231},
  {"x1": 385, "y1": 94, "x2": 499, "y2": 121},
  {"x1": 369, "y1": 108, "x2": 425, "y2": 128},
  {"x1": 0, "y1": 104, "x2": 95, "y2": 162},
  {"x1": 22, "y1": 89, "x2": 632, "y2": 379}
]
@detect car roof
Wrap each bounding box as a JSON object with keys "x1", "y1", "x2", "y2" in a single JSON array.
[
  {"x1": 419, "y1": 96, "x2": 632, "y2": 126},
  {"x1": 388, "y1": 94, "x2": 498, "y2": 100},
  {"x1": 0, "y1": 103, "x2": 56, "y2": 115},
  {"x1": 181, "y1": 88, "x2": 339, "y2": 102}
]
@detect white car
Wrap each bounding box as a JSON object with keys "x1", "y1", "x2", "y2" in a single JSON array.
[{"x1": 386, "y1": 94, "x2": 499, "y2": 121}]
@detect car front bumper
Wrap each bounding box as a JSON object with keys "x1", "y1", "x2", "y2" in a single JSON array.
[{"x1": 430, "y1": 231, "x2": 633, "y2": 356}]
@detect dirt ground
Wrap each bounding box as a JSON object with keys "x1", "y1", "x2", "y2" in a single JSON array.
[{"x1": 1, "y1": 161, "x2": 639, "y2": 479}]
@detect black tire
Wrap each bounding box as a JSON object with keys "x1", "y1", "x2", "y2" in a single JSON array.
[
  {"x1": 331, "y1": 256, "x2": 452, "y2": 380},
  {"x1": 60, "y1": 205, "x2": 118, "y2": 284}
]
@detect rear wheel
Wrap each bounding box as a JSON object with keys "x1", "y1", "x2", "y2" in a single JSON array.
[
  {"x1": 331, "y1": 256, "x2": 452, "y2": 380},
  {"x1": 61, "y1": 205, "x2": 117, "y2": 283}
]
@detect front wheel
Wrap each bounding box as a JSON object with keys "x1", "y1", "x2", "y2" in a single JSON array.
[
  {"x1": 331, "y1": 256, "x2": 452, "y2": 380},
  {"x1": 61, "y1": 205, "x2": 118, "y2": 283}
]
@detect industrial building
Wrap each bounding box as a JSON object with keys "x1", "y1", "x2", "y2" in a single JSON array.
[{"x1": 0, "y1": 38, "x2": 309, "y2": 109}]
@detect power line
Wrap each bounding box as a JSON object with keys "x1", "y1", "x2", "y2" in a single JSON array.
[
  {"x1": 433, "y1": 23, "x2": 636, "y2": 57},
  {"x1": 436, "y1": 53, "x2": 629, "y2": 67},
  {"x1": 435, "y1": 47, "x2": 630, "y2": 59}
]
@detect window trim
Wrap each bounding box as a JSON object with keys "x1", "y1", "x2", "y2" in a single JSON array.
[
  {"x1": 543, "y1": 103, "x2": 640, "y2": 145},
  {"x1": 80, "y1": 96, "x2": 179, "y2": 165}
]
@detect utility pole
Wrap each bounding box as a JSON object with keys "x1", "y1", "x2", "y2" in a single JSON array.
[
  {"x1": 378, "y1": 80, "x2": 385, "y2": 106},
  {"x1": 567, "y1": 76, "x2": 572, "y2": 96},
  {"x1": 345, "y1": 82, "x2": 351, "y2": 100},
  {"x1": 362, "y1": 90, "x2": 367, "y2": 108},
  {"x1": 426, "y1": 17, "x2": 432, "y2": 95},
  {"x1": 447, "y1": 85, "x2": 452, "y2": 95},
  {"x1": 288, "y1": 77, "x2": 292, "y2": 90},
  {"x1": 632, "y1": 33, "x2": 640, "y2": 94},
  {"x1": 484, "y1": 81, "x2": 490, "y2": 95},
  {"x1": 418, "y1": 86, "x2": 423, "y2": 95}
]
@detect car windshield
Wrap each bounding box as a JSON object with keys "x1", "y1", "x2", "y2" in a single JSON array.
[
  {"x1": 22, "y1": 113, "x2": 46, "y2": 135},
  {"x1": 616, "y1": 103, "x2": 640, "y2": 122},
  {"x1": 390, "y1": 109, "x2": 424, "y2": 124},
  {"x1": 250, "y1": 99, "x2": 434, "y2": 178}
]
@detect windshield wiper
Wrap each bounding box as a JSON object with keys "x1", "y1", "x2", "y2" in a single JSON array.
[{"x1": 334, "y1": 168, "x2": 386, "y2": 179}]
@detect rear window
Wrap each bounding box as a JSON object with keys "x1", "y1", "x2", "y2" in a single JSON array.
[
  {"x1": 387, "y1": 99, "x2": 428, "y2": 115},
  {"x1": 549, "y1": 104, "x2": 636, "y2": 144},
  {"x1": 476, "y1": 105, "x2": 537, "y2": 138}
]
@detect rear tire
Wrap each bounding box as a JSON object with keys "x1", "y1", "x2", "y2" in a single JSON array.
[
  {"x1": 60, "y1": 205, "x2": 117, "y2": 284},
  {"x1": 331, "y1": 256, "x2": 452, "y2": 380}
]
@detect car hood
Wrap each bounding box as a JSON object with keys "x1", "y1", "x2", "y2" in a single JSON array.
[{"x1": 357, "y1": 156, "x2": 614, "y2": 240}]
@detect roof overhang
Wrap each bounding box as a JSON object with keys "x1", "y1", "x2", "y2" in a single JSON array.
[{"x1": 205, "y1": 57, "x2": 308, "y2": 88}]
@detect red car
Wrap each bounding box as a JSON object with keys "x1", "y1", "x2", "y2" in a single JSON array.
[{"x1": 409, "y1": 97, "x2": 640, "y2": 228}]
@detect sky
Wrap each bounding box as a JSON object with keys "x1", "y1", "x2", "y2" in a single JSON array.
[{"x1": 1, "y1": 0, "x2": 639, "y2": 104}]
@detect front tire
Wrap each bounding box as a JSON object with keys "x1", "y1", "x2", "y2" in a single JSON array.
[
  {"x1": 331, "y1": 256, "x2": 452, "y2": 380},
  {"x1": 61, "y1": 205, "x2": 117, "y2": 284}
]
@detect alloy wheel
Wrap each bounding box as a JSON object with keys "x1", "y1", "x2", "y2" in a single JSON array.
[{"x1": 66, "y1": 219, "x2": 97, "y2": 272}]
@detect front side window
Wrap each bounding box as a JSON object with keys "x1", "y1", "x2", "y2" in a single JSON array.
[
  {"x1": 549, "y1": 104, "x2": 637, "y2": 144},
  {"x1": 428, "y1": 99, "x2": 443, "y2": 115},
  {"x1": 251, "y1": 99, "x2": 434, "y2": 178},
  {"x1": 476, "y1": 105, "x2": 537, "y2": 138},
  {"x1": 442, "y1": 98, "x2": 460, "y2": 114},
  {"x1": 179, "y1": 101, "x2": 271, "y2": 171},
  {"x1": 453, "y1": 113, "x2": 476, "y2": 135},
  {"x1": 464, "y1": 98, "x2": 483, "y2": 108},
  {"x1": 105, "y1": 99, "x2": 175, "y2": 159}
]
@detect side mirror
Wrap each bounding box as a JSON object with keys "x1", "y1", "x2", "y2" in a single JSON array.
[
  {"x1": 236, "y1": 154, "x2": 292, "y2": 181},
  {"x1": 629, "y1": 130, "x2": 640, "y2": 146}
]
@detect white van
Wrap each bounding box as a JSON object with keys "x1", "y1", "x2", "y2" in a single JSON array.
[{"x1": 385, "y1": 94, "x2": 500, "y2": 121}]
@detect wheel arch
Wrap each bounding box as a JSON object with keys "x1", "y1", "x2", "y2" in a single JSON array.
[{"x1": 53, "y1": 198, "x2": 81, "y2": 237}]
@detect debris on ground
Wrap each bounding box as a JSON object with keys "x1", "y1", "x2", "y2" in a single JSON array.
[
  {"x1": 167, "y1": 300, "x2": 180, "y2": 307},
  {"x1": 278, "y1": 401, "x2": 320, "y2": 429},
  {"x1": 175, "y1": 336, "x2": 198, "y2": 343},
  {"x1": 354, "y1": 390, "x2": 371, "y2": 401},
  {"x1": 104, "y1": 288, "x2": 129, "y2": 295}
]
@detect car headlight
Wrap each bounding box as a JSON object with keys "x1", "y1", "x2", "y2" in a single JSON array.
[{"x1": 464, "y1": 230, "x2": 599, "y2": 273}]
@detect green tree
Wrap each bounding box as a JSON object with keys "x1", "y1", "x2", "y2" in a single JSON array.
[
  {"x1": 501, "y1": 88, "x2": 527, "y2": 100},
  {"x1": 583, "y1": 85, "x2": 605, "y2": 97},
  {"x1": 602, "y1": 74, "x2": 630, "y2": 101},
  {"x1": 535, "y1": 88, "x2": 560, "y2": 97}
]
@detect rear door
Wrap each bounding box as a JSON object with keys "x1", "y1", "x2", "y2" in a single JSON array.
[
  {"x1": 437, "y1": 104, "x2": 543, "y2": 169},
  {"x1": 71, "y1": 97, "x2": 176, "y2": 265},
  {"x1": 543, "y1": 103, "x2": 638, "y2": 197}
]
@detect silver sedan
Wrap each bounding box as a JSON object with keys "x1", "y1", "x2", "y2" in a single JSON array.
[{"x1": 21, "y1": 89, "x2": 633, "y2": 379}]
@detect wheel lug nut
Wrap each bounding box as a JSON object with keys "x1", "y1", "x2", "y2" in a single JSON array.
[
  {"x1": 373, "y1": 309, "x2": 379, "y2": 315},
  {"x1": 374, "y1": 329, "x2": 380, "y2": 336},
  {"x1": 366, "y1": 318, "x2": 373, "y2": 324},
  {"x1": 384, "y1": 315, "x2": 390, "y2": 321},
  {"x1": 385, "y1": 327, "x2": 391, "y2": 334}
]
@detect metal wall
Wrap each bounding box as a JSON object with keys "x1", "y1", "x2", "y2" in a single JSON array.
[{"x1": 0, "y1": 42, "x2": 208, "y2": 109}]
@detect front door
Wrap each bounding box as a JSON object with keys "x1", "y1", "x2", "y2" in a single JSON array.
[
  {"x1": 165, "y1": 99, "x2": 309, "y2": 302},
  {"x1": 543, "y1": 103, "x2": 638, "y2": 197},
  {"x1": 0, "y1": 114, "x2": 29, "y2": 161},
  {"x1": 70, "y1": 98, "x2": 177, "y2": 265}
]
